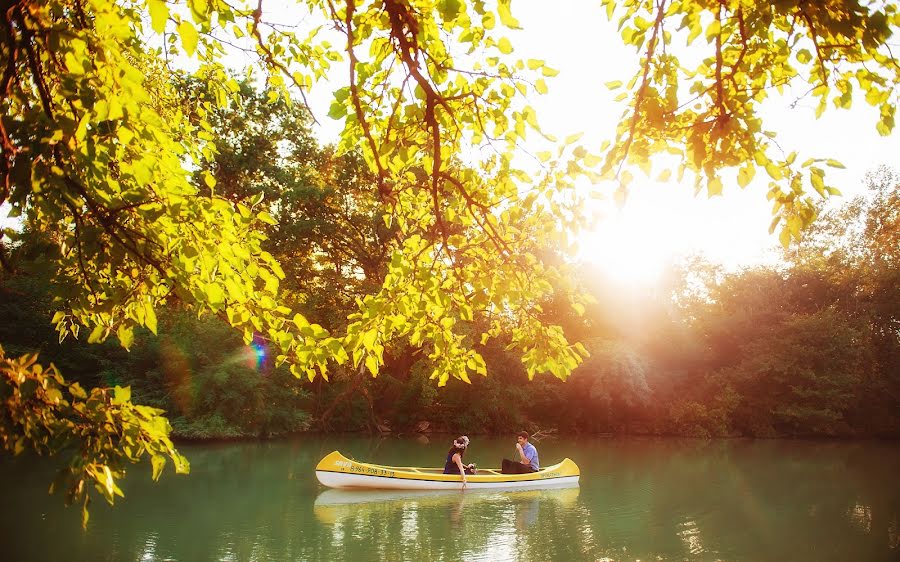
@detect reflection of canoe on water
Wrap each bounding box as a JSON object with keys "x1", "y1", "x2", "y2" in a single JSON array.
[
  {"x1": 314, "y1": 486, "x2": 581, "y2": 524},
  {"x1": 315, "y1": 486, "x2": 581, "y2": 506},
  {"x1": 315, "y1": 450, "x2": 580, "y2": 490}
]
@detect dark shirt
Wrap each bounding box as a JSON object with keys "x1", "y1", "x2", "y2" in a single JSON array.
[{"x1": 443, "y1": 451, "x2": 464, "y2": 474}]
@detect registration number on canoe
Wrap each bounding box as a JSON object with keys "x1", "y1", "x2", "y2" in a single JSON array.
[{"x1": 338, "y1": 462, "x2": 396, "y2": 478}]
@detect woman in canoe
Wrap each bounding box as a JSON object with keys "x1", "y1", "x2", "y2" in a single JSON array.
[{"x1": 443, "y1": 435, "x2": 476, "y2": 487}]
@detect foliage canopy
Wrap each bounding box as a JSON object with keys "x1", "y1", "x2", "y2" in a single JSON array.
[{"x1": 4, "y1": 0, "x2": 898, "y2": 387}]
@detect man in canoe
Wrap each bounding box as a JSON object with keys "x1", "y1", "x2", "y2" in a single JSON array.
[
  {"x1": 443, "y1": 435, "x2": 476, "y2": 487},
  {"x1": 501, "y1": 431, "x2": 539, "y2": 474}
]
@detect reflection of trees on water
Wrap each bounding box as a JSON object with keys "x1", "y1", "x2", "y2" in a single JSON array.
[
  {"x1": 1, "y1": 440, "x2": 329, "y2": 561},
  {"x1": 543, "y1": 438, "x2": 900, "y2": 561},
  {"x1": 1, "y1": 437, "x2": 899, "y2": 560}
]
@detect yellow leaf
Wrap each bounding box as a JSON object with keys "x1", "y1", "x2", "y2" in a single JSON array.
[
  {"x1": 117, "y1": 326, "x2": 134, "y2": 349},
  {"x1": 737, "y1": 166, "x2": 755, "y2": 188},
  {"x1": 88, "y1": 325, "x2": 106, "y2": 344},
  {"x1": 365, "y1": 354, "x2": 378, "y2": 376},
  {"x1": 64, "y1": 52, "x2": 86, "y2": 75},
  {"x1": 178, "y1": 21, "x2": 199, "y2": 56},
  {"x1": 778, "y1": 227, "x2": 791, "y2": 248},
  {"x1": 145, "y1": 303, "x2": 158, "y2": 334},
  {"x1": 147, "y1": 0, "x2": 169, "y2": 33},
  {"x1": 497, "y1": 0, "x2": 520, "y2": 29}
]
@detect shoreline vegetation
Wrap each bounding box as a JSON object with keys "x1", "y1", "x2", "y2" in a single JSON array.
[{"x1": 165, "y1": 431, "x2": 900, "y2": 447}]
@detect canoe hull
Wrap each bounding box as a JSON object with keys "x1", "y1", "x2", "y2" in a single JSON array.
[
  {"x1": 316, "y1": 470, "x2": 579, "y2": 490},
  {"x1": 315, "y1": 450, "x2": 580, "y2": 490}
]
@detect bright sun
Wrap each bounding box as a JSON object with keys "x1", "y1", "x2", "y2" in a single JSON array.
[
  {"x1": 575, "y1": 181, "x2": 779, "y2": 285},
  {"x1": 578, "y1": 211, "x2": 670, "y2": 286}
]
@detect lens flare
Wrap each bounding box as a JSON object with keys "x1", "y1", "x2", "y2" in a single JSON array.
[
  {"x1": 159, "y1": 338, "x2": 193, "y2": 415},
  {"x1": 251, "y1": 341, "x2": 267, "y2": 370}
]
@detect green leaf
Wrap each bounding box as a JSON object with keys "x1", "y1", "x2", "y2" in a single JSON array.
[
  {"x1": 151, "y1": 455, "x2": 166, "y2": 481},
  {"x1": 117, "y1": 326, "x2": 134, "y2": 349},
  {"x1": 327, "y1": 101, "x2": 346, "y2": 120},
  {"x1": 113, "y1": 385, "x2": 132, "y2": 404},
  {"x1": 144, "y1": 303, "x2": 158, "y2": 335}
]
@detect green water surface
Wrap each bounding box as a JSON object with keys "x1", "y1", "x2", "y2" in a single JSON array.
[{"x1": 1, "y1": 437, "x2": 898, "y2": 561}]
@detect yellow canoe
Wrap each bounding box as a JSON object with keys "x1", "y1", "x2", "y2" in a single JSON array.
[{"x1": 315, "y1": 450, "x2": 580, "y2": 490}]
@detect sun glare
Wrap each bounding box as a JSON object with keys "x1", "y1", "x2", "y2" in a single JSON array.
[
  {"x1": 576, "y1": 180, "x2": 781, "y2": 285},
  {"x1": 578, "y1": 210, "x2": 670, "y2": 286}
]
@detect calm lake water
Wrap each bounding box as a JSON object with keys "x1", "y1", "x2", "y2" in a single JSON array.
[{"x1": 1, "y1": 436, "x2": 898, "y2": 561}]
